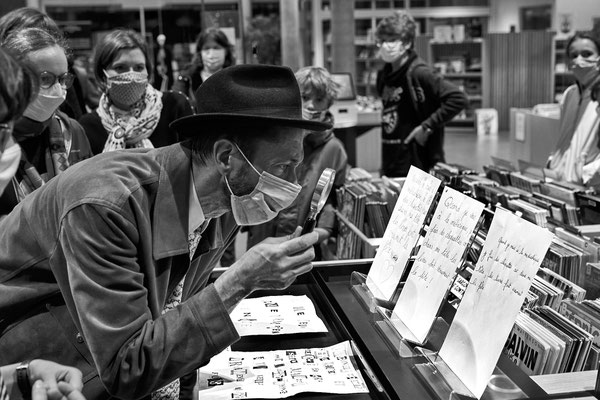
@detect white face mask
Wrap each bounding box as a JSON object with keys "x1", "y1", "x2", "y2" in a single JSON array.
[
  {"x1": 571, "y1": 57, "x2": 599, "y2": 86},
  {"x1": 226, "y1": 145, "x2": 302, "y2": 226},
  {"x1": 302, "y1": 107, "x2": 327, "y2": 122},
  {"x1": 380, "y1": 40, "x2": 408, "y2": 63},
  {"x1": 201, "y1": 49, "x2": 226, "y2": 72},
  {"x1": 23, "y1": 83, "x2": 66, "y2": 122},
  {"x1": 0, "y1": 142, "x2": 21, "y2": 194}
]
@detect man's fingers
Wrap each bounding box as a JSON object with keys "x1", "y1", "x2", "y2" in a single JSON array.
[
  {"x1": 57, "y1": 382, "x2": 86, "y2": 400},
  {"x1": 32, "y1": 381, "x2": 48, "y2": 400},
  {"x1": 280, "y1": 231, "x2": 318, "y2": 254}
]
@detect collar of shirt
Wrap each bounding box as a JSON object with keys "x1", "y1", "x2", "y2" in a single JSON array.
[{"x1": 189, "y1": 170, "x2": 206, "y2": 235}]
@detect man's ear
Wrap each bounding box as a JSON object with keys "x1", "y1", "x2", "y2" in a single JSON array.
[{"x1": 213, "y1": 139, "x2": 236, "y2": 174}]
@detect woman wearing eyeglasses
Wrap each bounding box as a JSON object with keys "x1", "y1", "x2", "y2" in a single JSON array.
[
  {"x1": 0, "y1": 27, "x2": 92, "y2": 215},
  {"x1": 79, "y1": 29, "x2": 193, "y2": 155}
]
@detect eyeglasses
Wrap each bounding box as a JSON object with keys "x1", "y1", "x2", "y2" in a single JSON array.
[
  {"x1": 375, "y1": 39, "x2": 408, "y2": 48},
  {"x1": 39, "y1": 71, "x2": 75, "y2": 89}
]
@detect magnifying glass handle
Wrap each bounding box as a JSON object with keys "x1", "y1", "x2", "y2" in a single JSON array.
[{"x1": 301, "y1": 216, "x2": 317, "y2": 235}]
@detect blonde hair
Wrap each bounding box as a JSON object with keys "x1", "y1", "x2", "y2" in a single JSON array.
[{"x1": 295, "y1": 66, "x2": 340, "y2": 107}]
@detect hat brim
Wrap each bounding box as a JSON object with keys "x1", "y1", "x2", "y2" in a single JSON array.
[{"x1": 170, "y1": 113, "x2": 332, "y2": 138}]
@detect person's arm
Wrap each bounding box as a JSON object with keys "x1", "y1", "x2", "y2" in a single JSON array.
[{"x1": 57, "y1": 203, "x2": 239, "y2": 400}]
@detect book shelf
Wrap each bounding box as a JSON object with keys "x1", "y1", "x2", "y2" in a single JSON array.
[
  {"x1": 428, "y1": 38, "x2": 485, "y2": 126},
  {"x1": 553, "y1": 37, "x2": 575, "y2": 103}
]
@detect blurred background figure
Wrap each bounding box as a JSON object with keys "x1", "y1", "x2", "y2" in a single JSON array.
[
  {"x1": 172, "y1": 27, "x2": 236, "y2": 109},
  {"x1": 0, "y1": 27, "x2": 92, "y2": 216},
  {"x1": 79, "y1": 29, "x2": 193, "y2": 155},
  {"x1": 245, "y1": 66, "x2": 348, "y2": 260},
  {"x1": 153, "y1": 33, "x2": 173, "y2": 92}
]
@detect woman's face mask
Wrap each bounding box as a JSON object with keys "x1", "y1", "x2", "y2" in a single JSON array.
[
  {"x1": 105, "y1": 70, "x2": 148, "y2": 107},
  {"x1": 22, "y1": 83, "x2": 66, "y2": 122},
  {"x1": 568, "y1": 38, "x2": 600, "y2": 87},
  {"x1": 225, "y1": 144, "x2": 302, "y2": 226},
  {"x1": 201, "y1": 48, "x2": 226, "y2": 73}
]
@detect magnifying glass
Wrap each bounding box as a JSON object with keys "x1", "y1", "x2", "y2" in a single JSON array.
[{"x1": 301, "y1": 168, "x2": 336, "y2": 235}]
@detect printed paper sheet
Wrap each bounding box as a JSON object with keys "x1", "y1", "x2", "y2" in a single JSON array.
[
  {"x1": 392, "y1": 187, "x2": 484, "y2": 344},
  {"x1": 439, "y1": 208, "x2": 553, "y2": 398},
  {"x1": 198, "y1": 341, "x2": 368, "y2": 399},
  {"x1": 230, "y1": 295, "x2": 327, "y2": 336},
  {"x1": 367, "y1": 166, "x2": 441, "y2": 300}
]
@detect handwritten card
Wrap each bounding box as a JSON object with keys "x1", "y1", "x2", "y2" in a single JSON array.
[
  {"x1": 438, "y1": 208, "x2": 553, "y2": 399},
  {"x1": 367, "y1": 166, "x2": 441, "y2": 301},
  {"x1": 198, "y1": 341, "x2": 368, "y2": 399},
  {"x1": 230, "y1": 295, "x2": 327, "y2": 336},
  {"x1": 392, "y1": 187, "x2": 484, "y2": 344}
]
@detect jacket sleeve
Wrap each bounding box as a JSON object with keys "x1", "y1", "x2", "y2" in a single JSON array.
[
  {"x1": 415, "y1": 67, "x2": 469, "y2": 130},
  {"x1": 171, "y1": 74, "x2": 191, "y2": 96},
  {"x1": 56, "y1": 203, "x2": 239, "y2": 400}
]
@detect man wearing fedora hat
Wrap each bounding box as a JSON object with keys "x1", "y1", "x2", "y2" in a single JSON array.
[{"x1": 0, "y1": 65, "x2": 329, "y2": 400}]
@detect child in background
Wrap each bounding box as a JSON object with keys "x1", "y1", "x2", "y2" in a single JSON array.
[{"x1": 245, "y1": 66, "x2": 348, "y2": 259}]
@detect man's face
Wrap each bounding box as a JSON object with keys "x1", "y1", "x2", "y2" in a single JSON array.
[{"x1": 228, "y1": 128, "x2": 305, "y2": 198}]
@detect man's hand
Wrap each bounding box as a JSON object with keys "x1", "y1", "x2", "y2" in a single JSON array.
[
  {"x1": 28, "y1": 359, "x2": 84, "y2": 400},
  {"x1": 403, "y1": 125, "x2": 430, "y2": 146},
  {"x1": 214, "y1": 228, "x2": 319, "y2": 312}
]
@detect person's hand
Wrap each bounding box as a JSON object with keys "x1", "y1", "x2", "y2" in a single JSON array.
[
  {"x1": 404, "y1": 125, "x2": 430, "y2": 146},
  {"x1": 214, "y1": 227, "x2": 319, "y2": 311},
  {"x1": 28, "y1": 359, "x2": 84, "y2": 400}
]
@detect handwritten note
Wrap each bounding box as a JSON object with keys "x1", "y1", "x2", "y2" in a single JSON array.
[
  {"x1": 230, "y1": 295, "x2": 327, "y2": 336},
  {"x1": 392, "y1": 187, "x2": 484, "y2": 344},
  {"x1": 367, "y1": 166, "x2": 441, "y2": 300},
  {"x1": 198, "y1": 341, "x2": 368, "y2": 399},
  {"x1": 439, "y1": 208, "x2": 552, "y2": 399}
]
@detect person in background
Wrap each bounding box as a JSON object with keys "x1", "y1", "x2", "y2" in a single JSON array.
[
  {"x1": 375, "y1": 10, "x2": 468, "y2": 177},
  {"x1": 0, "y1": 7, "x2": 87, "y2": 120},
  {"x1": 153, "y1": 34, "x2": 173, "y2": 92},
  {"x1": 79, "y1": 29, "x2": 193, "y2": 155},
  {"x1": 548, "y1": 32, "x2": 600, "y2": 186},
  {"x1": 0, "y1": 64, "x2": 325, "y2": 400},
  {"x1": 172, "y1": 27, "x2": 235, "y2": 108},
  {"x1": 246, "y1": 66, "x2": 348, "y2": 259},
  {"x1": 0, "y1": 46, "x2": 86, "y2": 400},
  {"x1": 0, "y1": 28, "x2": 92, "y2": 216}
]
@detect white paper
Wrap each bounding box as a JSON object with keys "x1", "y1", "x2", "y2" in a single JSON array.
[
  {"x1": 515, "y1": 112, "x2": 526, "y2": 142},
  {"x1": 198, "y1": 341, "x2": 368, "y2": 399},
  {"x1": 439, "y1": 208, "x2": 553, "y2": 399},
  {"x1": 392, "y1": 187, "x2": 484, "y2": 344},
  {"x1": 230, "y1": 295, "x2": 327, "y2": 336},
  {"x1": 367, "y1": 166, "x2": 441, "y2": 300}
]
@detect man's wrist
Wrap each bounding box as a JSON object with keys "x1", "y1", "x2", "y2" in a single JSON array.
[{"x1": 16, "y1": 361, "x2": 32, "y2": 400}]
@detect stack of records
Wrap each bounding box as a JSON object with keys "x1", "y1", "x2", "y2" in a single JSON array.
[
  {"x1": 583, "y1": 262, "x2": 600, "y2": 299},
  {"x1": 541, "y1": 238, "x2": 589, "y2": 288},
  {"x1": 505, "y1": 198, "x2": 550, "y2": 228},
  {"x1": 508, "y1": 171, "x2": 542, "y2": 193},
  {"x1": 577, "y1": 192, "x2": 600, "y2": 224},
  {"x1": 537, "y1": 267, "x2": 586, "y2": 301},
  {"x1": 540, "y1": 180, "x2": 589, "y2": 208},
  {"x1": 459, "y1": 174, "x2": 499, "y2": 194},
  {"x1": 529, "y1": 276, "x2": 564, "y2": 310},
  {"x1": 503, "y1": 307, "x2": 594, "y2": 376},
  {"x1": 530, "y1": 192, "x2": 580, "y2": 226},
  {"x1": 431, "y1": 162, "x2": 477, "y2": 188},
  {"x1": 559, "y1": 299, "x2": 600, "y2": 370}
]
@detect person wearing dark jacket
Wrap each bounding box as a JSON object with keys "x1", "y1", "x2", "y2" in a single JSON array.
[
  {"x1": 375, "y1": 10, "x2": 468, "y2": 177},
  {"x1": 79, "y1": 29, "x2": 193, "y2": 155}
]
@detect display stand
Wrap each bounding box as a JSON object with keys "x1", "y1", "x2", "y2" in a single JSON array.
[
  {"x1": 413, "y1": 348, "x2": 527, "y2": 400},
  {"x1": 350, "y1": 271, "x2": 419, "y2": 358}
]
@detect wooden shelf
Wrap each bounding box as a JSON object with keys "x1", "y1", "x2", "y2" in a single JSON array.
[{"x1": 442, "y1": 72, "x2": 482, "y2": 78}]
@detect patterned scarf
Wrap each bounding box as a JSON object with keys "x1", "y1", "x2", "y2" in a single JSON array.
[{"x1": 98, "y1": 84, "x2": 163, "y2": 152}]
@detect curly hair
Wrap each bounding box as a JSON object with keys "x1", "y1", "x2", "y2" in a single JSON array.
[
  {"x1": 295, "y1": 66, "x2": 340, "y2": 108},
  {"x1": 375, "y1": 10, "x2": 417, "y2": 46}
]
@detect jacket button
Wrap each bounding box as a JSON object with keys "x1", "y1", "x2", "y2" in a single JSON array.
[{"x1": 76, "y1": 333, "x2": 84, "y2": 343}]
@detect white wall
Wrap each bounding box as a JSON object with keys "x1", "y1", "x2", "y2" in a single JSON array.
[
  {"x1": 555, "y1": 0, "x2": 600, "y2": 38},
  {"x1": 488, "y1": 0, "x2": 554, "y2": 33}
]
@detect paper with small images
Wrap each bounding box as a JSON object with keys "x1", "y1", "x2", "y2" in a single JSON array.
[
  {"x1": 392, "y1": 187, "x2": 484, "y2": 344},
  {"x1": 367, "y1": 166, "x2": 441, "y2": 301},
  {"x1": 438, "y1": 208, "x2": 553, "y2": 399},
  {"x1": 230, "y1": 295, "x2": 327, "y2": 336},
  {"x1": 197, "y1": 341, "x2": 368, "y2": 399}
]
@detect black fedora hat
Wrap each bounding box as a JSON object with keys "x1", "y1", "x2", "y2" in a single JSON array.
[{"x1": 170, "y1": 64, "x2": 332, "y2": 137}]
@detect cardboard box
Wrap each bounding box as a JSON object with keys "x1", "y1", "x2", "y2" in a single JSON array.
[{"x1": 509, "y1": 108, "x2": 561, "y2": 167}]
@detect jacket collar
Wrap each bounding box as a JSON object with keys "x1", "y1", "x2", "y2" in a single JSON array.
[{"x1": 152, "y1": 143, "x2": 225, "y2": 259}]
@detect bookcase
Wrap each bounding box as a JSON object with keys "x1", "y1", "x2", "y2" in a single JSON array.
[
  {"x1": 428, "y1": 38, "x2": 485, "y2": 126},
  {"x1": 553, "y1": 37, "x2": 575, "y2": 103}
]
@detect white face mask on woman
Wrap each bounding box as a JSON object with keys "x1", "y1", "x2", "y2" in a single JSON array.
[
  {"x1": 571, "y1": 57, "x2": 600, "y2": 87},
  {"x1": 22, "y1": 83, "x2": 66, "y2": 122},
  {"x1": 201, "y1": 49, "x2": 226, "y2": 72},
  {"x1": 225, "y1": 144, "x2": 302, "y2": 226},
  {"x1": 379, "y1": 40, "x2": 409, "y2": 63},
  {"x1": 0, "y1": 142, "x2": 21, "y2": 194}
]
